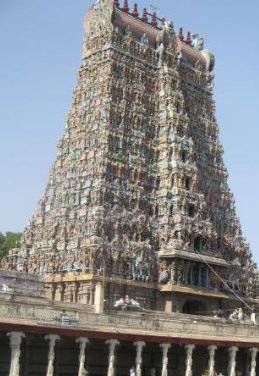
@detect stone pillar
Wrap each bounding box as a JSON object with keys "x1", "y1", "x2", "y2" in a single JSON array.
[
  {"x1": 50, "y1": 286, "x2": 55, "y2": 300},
  {"x1": 249, "y1": 348, "x2": 258, "y2": 376},
  {"x1": 185, "y1": 344, "x2": 195, "y2": 376},
  {"x1": 159, "y1": 343, "x2": 171, "y2": 376},
  {"x1": 106, "y1": 339, "x2": 120, "y2": 376},
  {"x1": 94, "y1": 283, "x2": 104, "y2": 313},
  {"x1": 165, "y1": 301, "x2": 173, "y2": 313},
  {"x1": 7, "y1": 332, "x2": 25, "y2": 376},
  {"x1": 45, "y1": 285, "x2": 54, "y2": 300},
  {"x1": 228, "y1": 346, "x2": 238, "y2": 376},
  {"x1": 208, "y1": 345, "x2": 217, "y2": 376},
  {"x1": 85, "y1": 286, "x2": 90, "y2": 304},
  {"x1": 72, "y1": 282, "x2": 78, "y2": 303},
  {"x1": 76, "y1": 337, "x2": 89, "y2": 376},
  {"x1": 89, "y1": 283, "x2": 94, "y2": 305},
  {"x1": 79, "y1": 283, "x2": 88, "y2": 304},
  {"x1": 45, "y1": 334, "x2": 60, "y2": 376},
  {"x1": 55, "y1": 283, "x2": 63, "y2": 301},
  {"x1": 134, "y1": 341, "x2": 146, "y2": 376}
]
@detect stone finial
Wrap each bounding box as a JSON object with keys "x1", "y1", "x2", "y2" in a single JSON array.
[
  {"x1": 161, "y1": 18, "x2": 165, "y2": 25},
  {"x1": 114, "y1": 0, "x2": 120, "y2": 7},
  {"x1": 178, "y1": 27, "x2": 184, "y2": 42},
  {"x1": 141, "y1": 8, "x2": 148, "y2": 22},
  {"x1": 123, "y1": 0, "x2": 129, "y2": 13},
  {"x1": 186, "y1": 31, "x2": 192, "y2": 46},
  {"x1": 151, "y1": 12, "x2": 158, "y2": 27},
  {"x1": 132, "y1": 3, "x2": 139, "y2": 17}
]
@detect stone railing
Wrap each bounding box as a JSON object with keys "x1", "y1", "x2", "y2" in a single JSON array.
[{"x1": 0, "y1": 293, "x2": 259, "y2": 345}]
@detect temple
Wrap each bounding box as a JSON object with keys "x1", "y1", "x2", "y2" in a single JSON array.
[
  {"x1": 1, "y1": 0, "x2": 256, "y2": 314},
  {"x1": 0, "y1": 1, "x2": 259, "y2": 374}
]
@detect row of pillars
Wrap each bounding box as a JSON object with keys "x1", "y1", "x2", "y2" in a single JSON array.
[{"x1": 6, "y1": 331, "x2": 259, "y2": 376}]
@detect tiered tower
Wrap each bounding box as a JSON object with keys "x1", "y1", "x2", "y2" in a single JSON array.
[{"x1": 2, "y1": 0, "x2": 256, "y2": 313}]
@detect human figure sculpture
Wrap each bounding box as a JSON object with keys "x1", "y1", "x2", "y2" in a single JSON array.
[
  {"x1": 163, "y1": 20, "x2": 173, "y2": 32},
  {"x1": 191, "y1": 33, "x2": 204, "y2": 51},
  {"x1": 157, "y1": 43, "x2": 164, "y2": 65},
  {"x1": 114, "y1": 295, "x2": 141, "y2": 311},
  {"x1": 237, "y1": 308, "x2": 244, "y2": 322},
  {"x1": 229, "y1": 310, "x2": 238, "y2": 321},
  {"x1": 114, "y1": 298, "x2": 124, "y2": 309},
  {"x1": 124, "y1": 294, "x2": 131, "y2": 305},
  {"x1": 141, "y1": 33, "x2": 149, "y2": 46}
]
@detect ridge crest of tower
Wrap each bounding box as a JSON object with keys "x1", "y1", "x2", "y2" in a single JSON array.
[{"x1": 83, "y1": 0, "x2": 215, "y2": 72}]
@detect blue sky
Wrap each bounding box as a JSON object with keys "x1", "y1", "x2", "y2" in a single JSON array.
[{"x1": 0, "y1": 1, "x2": 259, "y2": 263}]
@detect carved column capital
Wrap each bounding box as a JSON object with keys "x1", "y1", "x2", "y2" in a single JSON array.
[
  {"x1": 106, "y1": 339, "x2": 120, "y2": 348},
  {"x1": 185, "y1": 344, "x2": 195, "y2": 355},
  {"x1": 228, "y1": 346, "x2": 238, "y2": 355},
  {"x1": 159, "y1": 343, "x2": 171, "y2": 351},
  {"x1": 249, "y1": 348, "x2": 258, "y2": 356},
  {"x1": 208, "y1": 345, "x2": 217, "y2": 352},
  {"x1": 7, "y1": 332, "x2": 25, "y2": 347},
  {"x1": 76, "y1": 337, "x2": 89, "y2": 346},
  {"x1": 45, "y1": 334, "x2": 60, "y2": 348}
]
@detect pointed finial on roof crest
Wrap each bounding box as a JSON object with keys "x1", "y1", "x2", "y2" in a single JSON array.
[
  {"x1": 178, "y1": 27, "x2": 184, "y2": 42},
  {"x1": 142, "y1": 8, "x2": 148, "y2": 22},
  {"x1": 132, "y1": 3, "x2": 139, "y2": 17},
  {"x1": 114, "y1": 0, "x2": 120, "y2": 7},
  {"x1": 186, "y1": 31, "x2": 192, "y2": 46},
  {"x1": 123, "y1": 0, "x2": 129, "y2": 13},
  {"x1": 151, "y1": 12, "x2": 158, "y2": 27}
]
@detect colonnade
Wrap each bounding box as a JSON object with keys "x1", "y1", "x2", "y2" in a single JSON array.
[{"x1": 5, "y1": 332, "x2": 259, "y2": 376}]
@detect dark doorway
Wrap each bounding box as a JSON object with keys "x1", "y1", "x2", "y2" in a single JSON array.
[{"x1": 182, "y1": 300, "x2": 206, "y2": 315}]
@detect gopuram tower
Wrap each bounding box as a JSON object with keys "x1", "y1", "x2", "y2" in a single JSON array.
[{"x1": 2, "y1": 0, "x2": 257, "y2": 314}]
